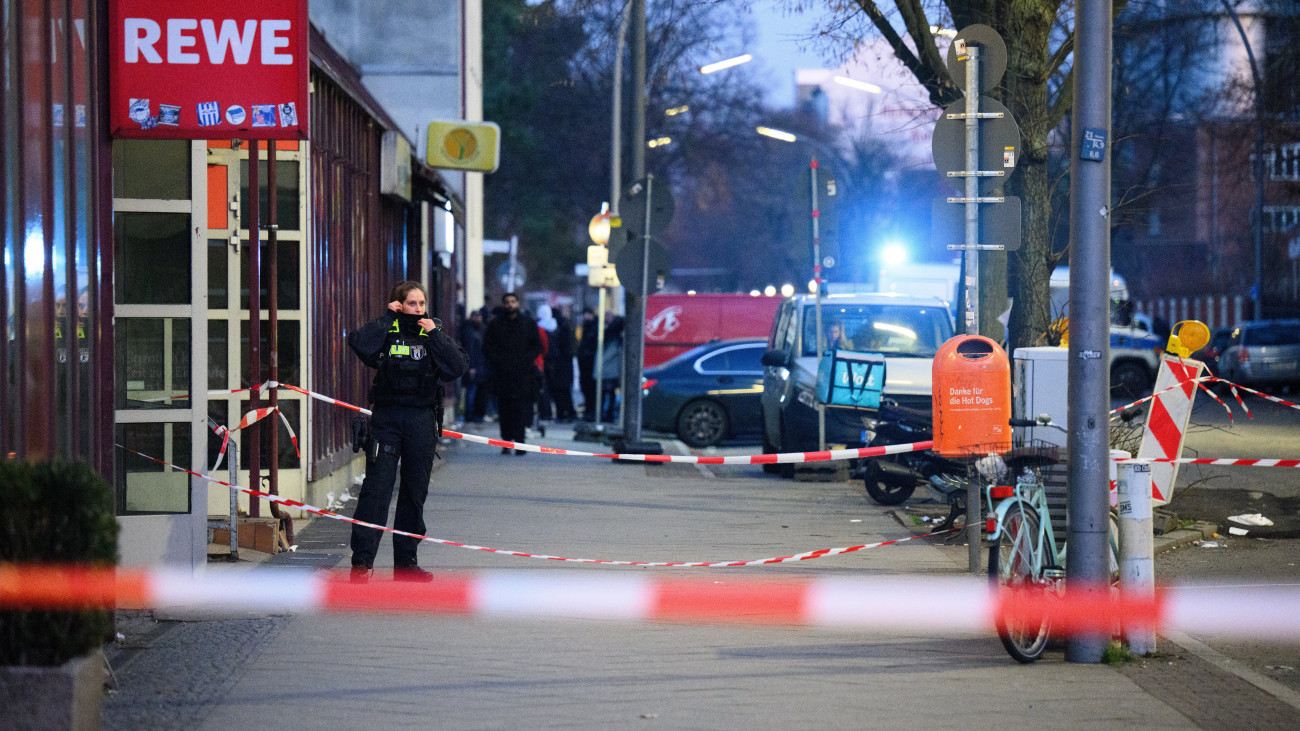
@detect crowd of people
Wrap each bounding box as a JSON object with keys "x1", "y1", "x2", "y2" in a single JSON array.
[{"x1": 457, "y1": 293, "x2": 625, "y2": 450}]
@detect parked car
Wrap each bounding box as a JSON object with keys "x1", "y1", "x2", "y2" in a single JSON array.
[
  {"x1": 1191, "y1": 327, "x2": 1235, "y2": 376},
  {"x1": 1217, "y1": 320, "x2": 1300, "y2": 390},
  {"x1": 641, "y1": 338, "x2": 767, "y2": 447},
  {"x1": 760, "y1": 292, "x2": 955, "y2": 462}
]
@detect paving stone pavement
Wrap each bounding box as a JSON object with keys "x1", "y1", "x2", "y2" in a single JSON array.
[{"x1": 99, "y1": 423, "x2": 1300, "y2": 730}]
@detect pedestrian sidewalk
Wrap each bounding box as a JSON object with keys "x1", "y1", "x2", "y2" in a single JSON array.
[{"x1": 99, "y1": 421, "x2": 1284, "y2": 730}]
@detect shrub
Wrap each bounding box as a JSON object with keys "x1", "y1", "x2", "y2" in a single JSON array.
[{"x1": 1, "y1": 460, "x2": 119, "y2": 666}]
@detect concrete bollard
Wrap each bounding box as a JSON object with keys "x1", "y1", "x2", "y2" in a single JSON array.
[{"x1": 1117, "y1": 460, "x2": 1156, "y2": 656}]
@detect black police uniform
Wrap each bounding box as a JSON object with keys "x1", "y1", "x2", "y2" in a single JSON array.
[{"x1": 347, "y1": 310, "x2": 468, "y2": 569}]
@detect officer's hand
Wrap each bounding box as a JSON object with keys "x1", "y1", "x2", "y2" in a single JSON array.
[
  {"x1": 388, "y1": 301, "x2": 402, "y2": 312},
  {"x1": 418, "y1": 318, "x2": 438, "y2": 332}
]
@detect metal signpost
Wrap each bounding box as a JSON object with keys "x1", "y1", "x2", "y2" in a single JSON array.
[
  {"x1": 615, "y1": 177, "x2": 674, "y2": 444},
  {"x1": 930, "y1": 25, "x2": 1021, "y2": 574}
]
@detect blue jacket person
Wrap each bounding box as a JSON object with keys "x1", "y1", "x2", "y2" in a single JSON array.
[{"x1": 346, "y1": 281, "x2": 468, "y2": 581}]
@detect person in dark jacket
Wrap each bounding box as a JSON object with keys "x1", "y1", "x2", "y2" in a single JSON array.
[
  {"x1": 546, "y1": 304, "x2": 577, "y2": 421},
  {"x1": 577, "y1": 307, "x2": 599, "y2": 421},
  {"x1": 483, "y1": 292, "x2": 543, "y2": 453},
  {"x1": 459, "y1": 308, "x2": 489, "y2": 422},
  {"x1": 346, "y1": 281, "x2": 468, "y2": 582}
]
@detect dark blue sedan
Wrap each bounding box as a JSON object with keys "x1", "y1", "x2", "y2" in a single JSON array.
[{"x1": 641, "y1": 338, "x2": 767, "y2": 447}]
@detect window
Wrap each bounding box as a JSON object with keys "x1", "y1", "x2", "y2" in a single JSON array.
[
  {"x1": 802, "y1": 305, "x2": 953, "y2": 357},
  {"x1": 1268, "y1": 143, "x2": 1300, "y2": 181},
  {"x1": 1263, "y1": 206, "x2": 1300, "y2": 233},
  {"x1": 697, "y1": 344, "x2": 765, "y2": 374}
]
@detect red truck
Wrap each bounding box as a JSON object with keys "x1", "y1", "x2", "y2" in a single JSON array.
[{"x1": 644, "y1": 293, "x2": 784, "y2": 368}]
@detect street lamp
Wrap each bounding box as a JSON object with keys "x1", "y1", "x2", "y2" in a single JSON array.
[{"x1": 698, "y1": 54, "x2": 752, "y2": 74}]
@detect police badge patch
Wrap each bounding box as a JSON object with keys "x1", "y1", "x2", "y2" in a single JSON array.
[
  {"x1": 251, "y1": 105, "x2": 276, "y2": 127},
  {"x1": 411, "y1": 344, "x2": 426, "y2": 360}
]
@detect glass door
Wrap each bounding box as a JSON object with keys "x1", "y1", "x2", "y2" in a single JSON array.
[
  {"x1": 204, "y1": 141, "x2": 308, "y2": 517},
  {"x1": 112, "y1": 140, "x2": 208, "y2": 568}
]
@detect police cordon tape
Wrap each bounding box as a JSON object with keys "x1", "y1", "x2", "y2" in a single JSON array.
[
  {"x1": 3, "y1": 565, "x2": 1299, "y2": 641},
  {"x1": 119, "y1": 444, "x2": 956, "y2": 567}
]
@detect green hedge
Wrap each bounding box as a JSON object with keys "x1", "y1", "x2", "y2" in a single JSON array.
[{"x1": 1, "y1": 460, "x2": 119, "y2": 666}]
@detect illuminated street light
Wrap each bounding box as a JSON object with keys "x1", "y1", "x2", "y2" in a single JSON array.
[
  {"x1": 749, "y1": 289, "x2": 762, "y2": 296},
  {"x1": 780, "y1": 283, "x2": 794, "y2": 297},
  {"x1": 664, "y1": 105, "x2": 689, "y2": 116},
  {"x1": 832, "y1": 75, "x2": 882, "y2": 94},
  {"x1": 807, "y1": 279, "x2": 817, "y2": 293},
  {"x1": 699, "y1": 53, "x2": 752, "y2": 74},
  {"x1": 756, "y1": 126, "x2": 797, "y2": 142},
  {"x1": 763, "y1": 285, "x2": 776, "y2": 297},
  {"x1": 647, "y1": 136, "x2": 672, "y2": 148}
]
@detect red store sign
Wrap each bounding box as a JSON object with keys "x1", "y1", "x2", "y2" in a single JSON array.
[{"x1": 109, "y1": 0, "x2": 309, "y2": 139}]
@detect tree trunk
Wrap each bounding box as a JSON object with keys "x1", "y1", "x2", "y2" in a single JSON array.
[{"x1": 1001, "y1": 1, "x2": 1061, "y2": 350}]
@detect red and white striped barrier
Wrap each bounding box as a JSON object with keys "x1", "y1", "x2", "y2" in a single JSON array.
[
  {"x1": 119, "y1": 445, "x2": 955, "y2": 567},
  {"x1": 3, "y1": 565, "x2": 1299, "y2": 642}
]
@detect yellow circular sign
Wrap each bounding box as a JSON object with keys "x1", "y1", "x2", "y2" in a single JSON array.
[
  {"x1": 443, "y1": 128, "x2": 479, "y2": 161},
  {"x1": 1172, "y1": 320, "x2": 1210, "y2": 353}
]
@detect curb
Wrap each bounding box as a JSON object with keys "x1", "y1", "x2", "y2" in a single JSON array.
[{"x1": 1153, "y1": 521, "x2": 1220, "y2": 553}]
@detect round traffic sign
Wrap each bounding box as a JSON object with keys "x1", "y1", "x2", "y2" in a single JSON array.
[
  {"x1": 619, "y1": 176, "x2": 675, "y2": 239},
  {"x1": 613, "y1": 237, "x2": 671, "y2": 296},
  {"x1": 947, "y1": 24, "x2": 1008, "y2": 94},
  {"x1": 931, "y1": 95, "x2": 1021, "y2": 195}
]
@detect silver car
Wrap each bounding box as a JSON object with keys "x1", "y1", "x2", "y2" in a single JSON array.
[{"x1": 1218, "y1": 320, "x2": 1300, "y2": 390}]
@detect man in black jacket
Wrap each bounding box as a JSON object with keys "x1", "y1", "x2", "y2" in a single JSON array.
[
  {"x1": 483, "y1": 292, "x2": 543, "y2": 453},
  {"x1": 347, "y1": 281, "x2": 468, "y2": 582}
]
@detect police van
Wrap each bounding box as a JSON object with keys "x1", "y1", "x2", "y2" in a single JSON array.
[{"x1": 1049, "y1": 267, "x2": 1162, "y2": 395}]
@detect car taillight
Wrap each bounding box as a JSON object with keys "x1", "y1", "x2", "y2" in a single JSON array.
[
  {"x1": 642, "y1": 378, "x2": 658, "y2": 391},
  {"x1": 1238, "y1": 348, "x2": 1250, "y2": 364}
]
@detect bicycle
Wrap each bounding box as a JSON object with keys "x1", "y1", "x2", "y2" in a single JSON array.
[{"x1": 984, "y1": 418, "x2": 1121, "y2": 663}]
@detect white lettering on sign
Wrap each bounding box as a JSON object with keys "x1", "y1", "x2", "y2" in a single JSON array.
[
  {"x1": 202, "y1": 19, "x2": 256, "y2": 64},
  {"x1": 122, "y1": 18, "x2": 292, "y2": 65},
  {"x1": 124, "y1": 19, "x2": 162, "y2": 63},
  {"x1": 260, "y1": 19, "x2": 293, "y2": 65},
  {"x1": 167, "y1": 19, "x2": 199, "y2": 63}
]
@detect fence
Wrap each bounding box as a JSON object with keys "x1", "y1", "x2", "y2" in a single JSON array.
[{"x1": 1132, "y1": 295, "x2": 1245, "y2": 331}]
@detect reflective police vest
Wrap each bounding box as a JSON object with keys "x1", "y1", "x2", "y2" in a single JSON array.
[{"x1": 371, "y1": 318, "x2": 439, "y2": 407}]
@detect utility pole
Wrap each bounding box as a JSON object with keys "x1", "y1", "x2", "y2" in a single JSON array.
[
  {"x1": 620, "y1": 0, "x2": 648, "y2": 441},
  {"x1": 1065, "y1": 0, "x2": 1114, "y2": 665}
]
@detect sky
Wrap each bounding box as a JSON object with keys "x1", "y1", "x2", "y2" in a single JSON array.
[{"x1": 748, "y1": 0, "x2": 837, "y2": 108}]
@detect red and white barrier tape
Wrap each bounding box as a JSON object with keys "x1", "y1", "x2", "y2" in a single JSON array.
[
  {"x1": 4, "y1": 566, "x2": 1299, "y2": 641},
  {"x1": 1115, "y1": 456, "x2": 1300, "y2": 467},
  {"x1": 272, "y1": 380, "x2": 933, "y2": 465},
  {"x1": 118, "y1": 445, "x2": 955, "y2": 567},
  {"x1": 1109, "y1": 373, "x2": 1300, "y2": 421}
]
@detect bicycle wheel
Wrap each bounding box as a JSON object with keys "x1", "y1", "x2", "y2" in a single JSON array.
[{"x1": 988, "y1": 502, "x2": 1051, "y2": 663}]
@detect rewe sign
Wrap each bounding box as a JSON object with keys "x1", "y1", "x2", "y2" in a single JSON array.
[{"x1": 110, "y1": 0, "x2": 308, "y2": 139}]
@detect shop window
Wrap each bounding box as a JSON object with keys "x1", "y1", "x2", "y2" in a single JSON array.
[
  {"x1": 239, "y1": 239, "x2": 300, "y2": 310},
  {"x1": 112, "y1": 140, "x2": 192, "y2": 199},
  {"x1": 115, "y1": 318, "x2": 191, "y2": 409},
  {"x1": 115, "y1": 212, "x2": 191, "y2": 304},
  {"x1": 239, "y1": 160, "x2": 300, "y2": 230},
  {"x1": 116, "y1": 422, "x2": 192, "y2": 514}
]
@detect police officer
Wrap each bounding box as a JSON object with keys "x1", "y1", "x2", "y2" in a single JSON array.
[{"x1": 347, "y1": 281, "x2": 468, "y2": 582}]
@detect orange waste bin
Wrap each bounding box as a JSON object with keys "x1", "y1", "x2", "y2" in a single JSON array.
[{"x1": 932, "y1": 335, "x2": 1012, "y2": 457}]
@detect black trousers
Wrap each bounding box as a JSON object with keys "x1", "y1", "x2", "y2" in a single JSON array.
[
  {"x1": 495, "y1": 384, "x2": 533, "y2": 443},
  {"x1": 350, "y1": 404, "x2": 437, "y2": 568}
]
